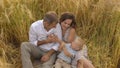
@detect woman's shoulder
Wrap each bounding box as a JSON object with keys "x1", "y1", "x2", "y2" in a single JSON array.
[
  {"x1": 66, "y1": 27, "x2": 76, "y2": 34},
  {"x1": 69, "y1": 28, "x2": 76, "y2": 32}
]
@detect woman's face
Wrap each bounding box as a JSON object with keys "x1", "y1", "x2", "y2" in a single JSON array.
[{"x1": 61, "y1": 19, "x2": 72, "y2": 30}]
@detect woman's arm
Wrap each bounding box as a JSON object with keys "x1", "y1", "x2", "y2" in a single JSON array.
[
  {"x1": 63, "y1": 47, "x2": 73, "y2": 57},
  {"x1": 58, "y1": 41, "x2": 73, "y2": 57},
  {"x1": 67, "y1": 28, "x2": 76, "y2": 43}
]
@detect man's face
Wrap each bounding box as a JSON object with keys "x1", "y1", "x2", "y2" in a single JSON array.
[{"x1": 47, "y1": 22, "x2": 57, "y2": 30}]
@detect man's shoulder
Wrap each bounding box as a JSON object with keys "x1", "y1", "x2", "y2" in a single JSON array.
[
  {"x1": 56, "y1": 23, "x2": 60, "y2": 27},
  {"x1": 55, "y1": 23, "x2": 61, "y2": 29},
  {"x1": 31, "y1": 20, "x2": 43, "y2": 28}
]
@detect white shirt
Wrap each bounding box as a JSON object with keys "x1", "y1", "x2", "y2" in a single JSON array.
[{"x1": 29, "y1": 20, "x2": 62, "y2": 51}]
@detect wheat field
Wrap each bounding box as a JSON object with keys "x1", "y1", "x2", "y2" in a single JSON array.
[{"x1": 0, "y1": 0, "x2": 120, "y2": 68}]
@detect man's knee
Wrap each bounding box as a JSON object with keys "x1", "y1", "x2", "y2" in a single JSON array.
[
  {"x1": 42, "y1": 64, "x2": 53, "y2": 68},
  {"x1": 21, "y1": 42, "x2": 30, "y2": 51},
  {"x1": 42, "y1": 54, "x2": 56, "y2": 68}
]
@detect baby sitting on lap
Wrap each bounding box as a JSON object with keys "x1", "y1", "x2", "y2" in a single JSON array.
[{"x1": 54, "y1": 37, "x2": 85, "y2": 68}]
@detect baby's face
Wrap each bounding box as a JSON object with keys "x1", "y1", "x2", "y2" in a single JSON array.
[{"x1": 72, "y1": 41, "x2": 82, "y2": 51}]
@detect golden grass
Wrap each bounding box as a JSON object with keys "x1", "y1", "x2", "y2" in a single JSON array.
[
  {"x1": 0, "y1": 40, "x2": 21, "y2": 68},
  {"x1": 0, "y1": 47, "x2": 10, "y2": 68},
  {"x1": 0, "y1": 0, "x2": 120, "y2": 68}
]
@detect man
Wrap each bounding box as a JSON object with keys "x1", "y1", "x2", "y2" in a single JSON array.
[{"x1": 21, "y1": 11, "x2": 62, "y2": 68}]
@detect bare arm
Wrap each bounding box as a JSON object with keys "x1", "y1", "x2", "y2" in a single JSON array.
[
  {"x1": 37, "y1": 39, "x2": 51, "y2": 46},
  {"x1": 29, "y1": 25, "x2": 53, "y2": 46},
  {"x1": 40, "y1": 35, "x2": 59, "y2": 62},
  {"x1": 40, "y1": 34, "x2": 61, "y2": 62},
  {"x1": 46, "y1": 49, "x2": 56, "y2": 56},
  {"x1": 67, "y1": 28, "x2": 76, "y2": 43},
  {"x1": 59, "y1": 42, "x2": 73, "y2": 57},
  {"x1": 40, "y1": 49, "x2": 56, "y2": 62},
  {"x1": 63, "y1": 47, "x2": 73, "y2": 57}
]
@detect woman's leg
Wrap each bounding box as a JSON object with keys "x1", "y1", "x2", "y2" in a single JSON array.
[
  {"x1": 77, "y1": 58, "x2": 95, "y2": 68},
  {"x1": 77, "y1": 59, "x2": 83, "y2": 68}
]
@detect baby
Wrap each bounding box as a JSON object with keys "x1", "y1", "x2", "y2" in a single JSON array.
[{"x1": 54, "y1": 37, "x2": 85, "y2": 68}]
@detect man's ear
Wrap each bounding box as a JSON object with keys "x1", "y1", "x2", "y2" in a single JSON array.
[
  {"x1": 46, "y1": 22, "x2": 51, "y2": 26},
  {"x1": 45, "y1": 22, "x2": 50, "y2": 26}
]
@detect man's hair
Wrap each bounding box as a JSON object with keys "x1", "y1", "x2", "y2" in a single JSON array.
[{"x1": 43, "y1": 11, "x2": 58, "y2": 24}]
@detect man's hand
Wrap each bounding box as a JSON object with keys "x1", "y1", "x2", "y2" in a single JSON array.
[
  {"x1": 40, "y1": 49, "x2": 55, "y2": 63},
  {"x1": 37, "y1": 34, "x2": 60, "y2": 46},
  {"x1": 40, "y1": 54, "x2": 50, "y2": 63},
  {"x1": 47, "y1": 34, "x2": 59, "y2": 43}
]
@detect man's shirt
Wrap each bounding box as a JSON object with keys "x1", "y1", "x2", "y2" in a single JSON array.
[{"x1": 29, "y1": 20, "x2": 62, "y2": 51}]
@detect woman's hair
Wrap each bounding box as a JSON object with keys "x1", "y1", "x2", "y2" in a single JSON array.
[{"x1": 59, "y1": 12, "x2": 76, "y2": 28}]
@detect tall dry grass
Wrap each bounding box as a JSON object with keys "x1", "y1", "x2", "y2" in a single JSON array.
[{"x1": 0, "y1": 0, "x2": 120, "y2": 68}]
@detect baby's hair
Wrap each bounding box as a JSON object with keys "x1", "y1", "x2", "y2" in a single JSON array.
[{"x1": 75, "y1": 37, "x2": 85, "y2": 49}]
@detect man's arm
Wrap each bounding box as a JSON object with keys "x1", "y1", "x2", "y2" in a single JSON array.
[
  {"x1": 30, "y1": 34, "x2": 52, "y2": 46},
  {"x1": 40, "y1": 35, "x2": 59, "y2": 62},
  {"x1": 37, "y1": 33, "x2": 62, "y2": 46},
  {"x1": 37, "y1": 39, "x2": 52, "y2": 46},
  {"x1": 46, "y1": 49, "x2": 56, "y2": 56},
  {"x1": 48, "y1": 23, "x2": 62, "y2": 51},
  {"x1": 29, "y1": 26, "x2": 56, "y2": 46},
  {"x1": 41, "y1": 23, "x2": 62, "y2": 62},
  {"x1": 40, "y1": 49, "x2": 56, "y2": 62}
]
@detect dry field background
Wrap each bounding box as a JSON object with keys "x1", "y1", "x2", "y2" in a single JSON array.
[{"x1": 0, "y1": 0, "x2": 120, "y2": 68}]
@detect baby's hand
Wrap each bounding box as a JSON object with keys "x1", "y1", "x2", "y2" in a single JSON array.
[
  {"x1": 61, "y1": 42, "x2": 65, "y2": 48},
  {"x1": 58, "y1": 42, "x2": 65, "y2": 51}
]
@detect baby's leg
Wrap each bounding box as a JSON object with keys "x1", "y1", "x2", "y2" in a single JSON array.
[{"x1": 54, "y1": 59, "x2": 62, "y2": 68}]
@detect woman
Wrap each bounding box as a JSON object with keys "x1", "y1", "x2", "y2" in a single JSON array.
[
  {"x1": 59, "y1": 12, "x2": 76, "y2": 43},
  {"x1": 59, "y1": 12, "x2": 95, "y2": 68}
]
